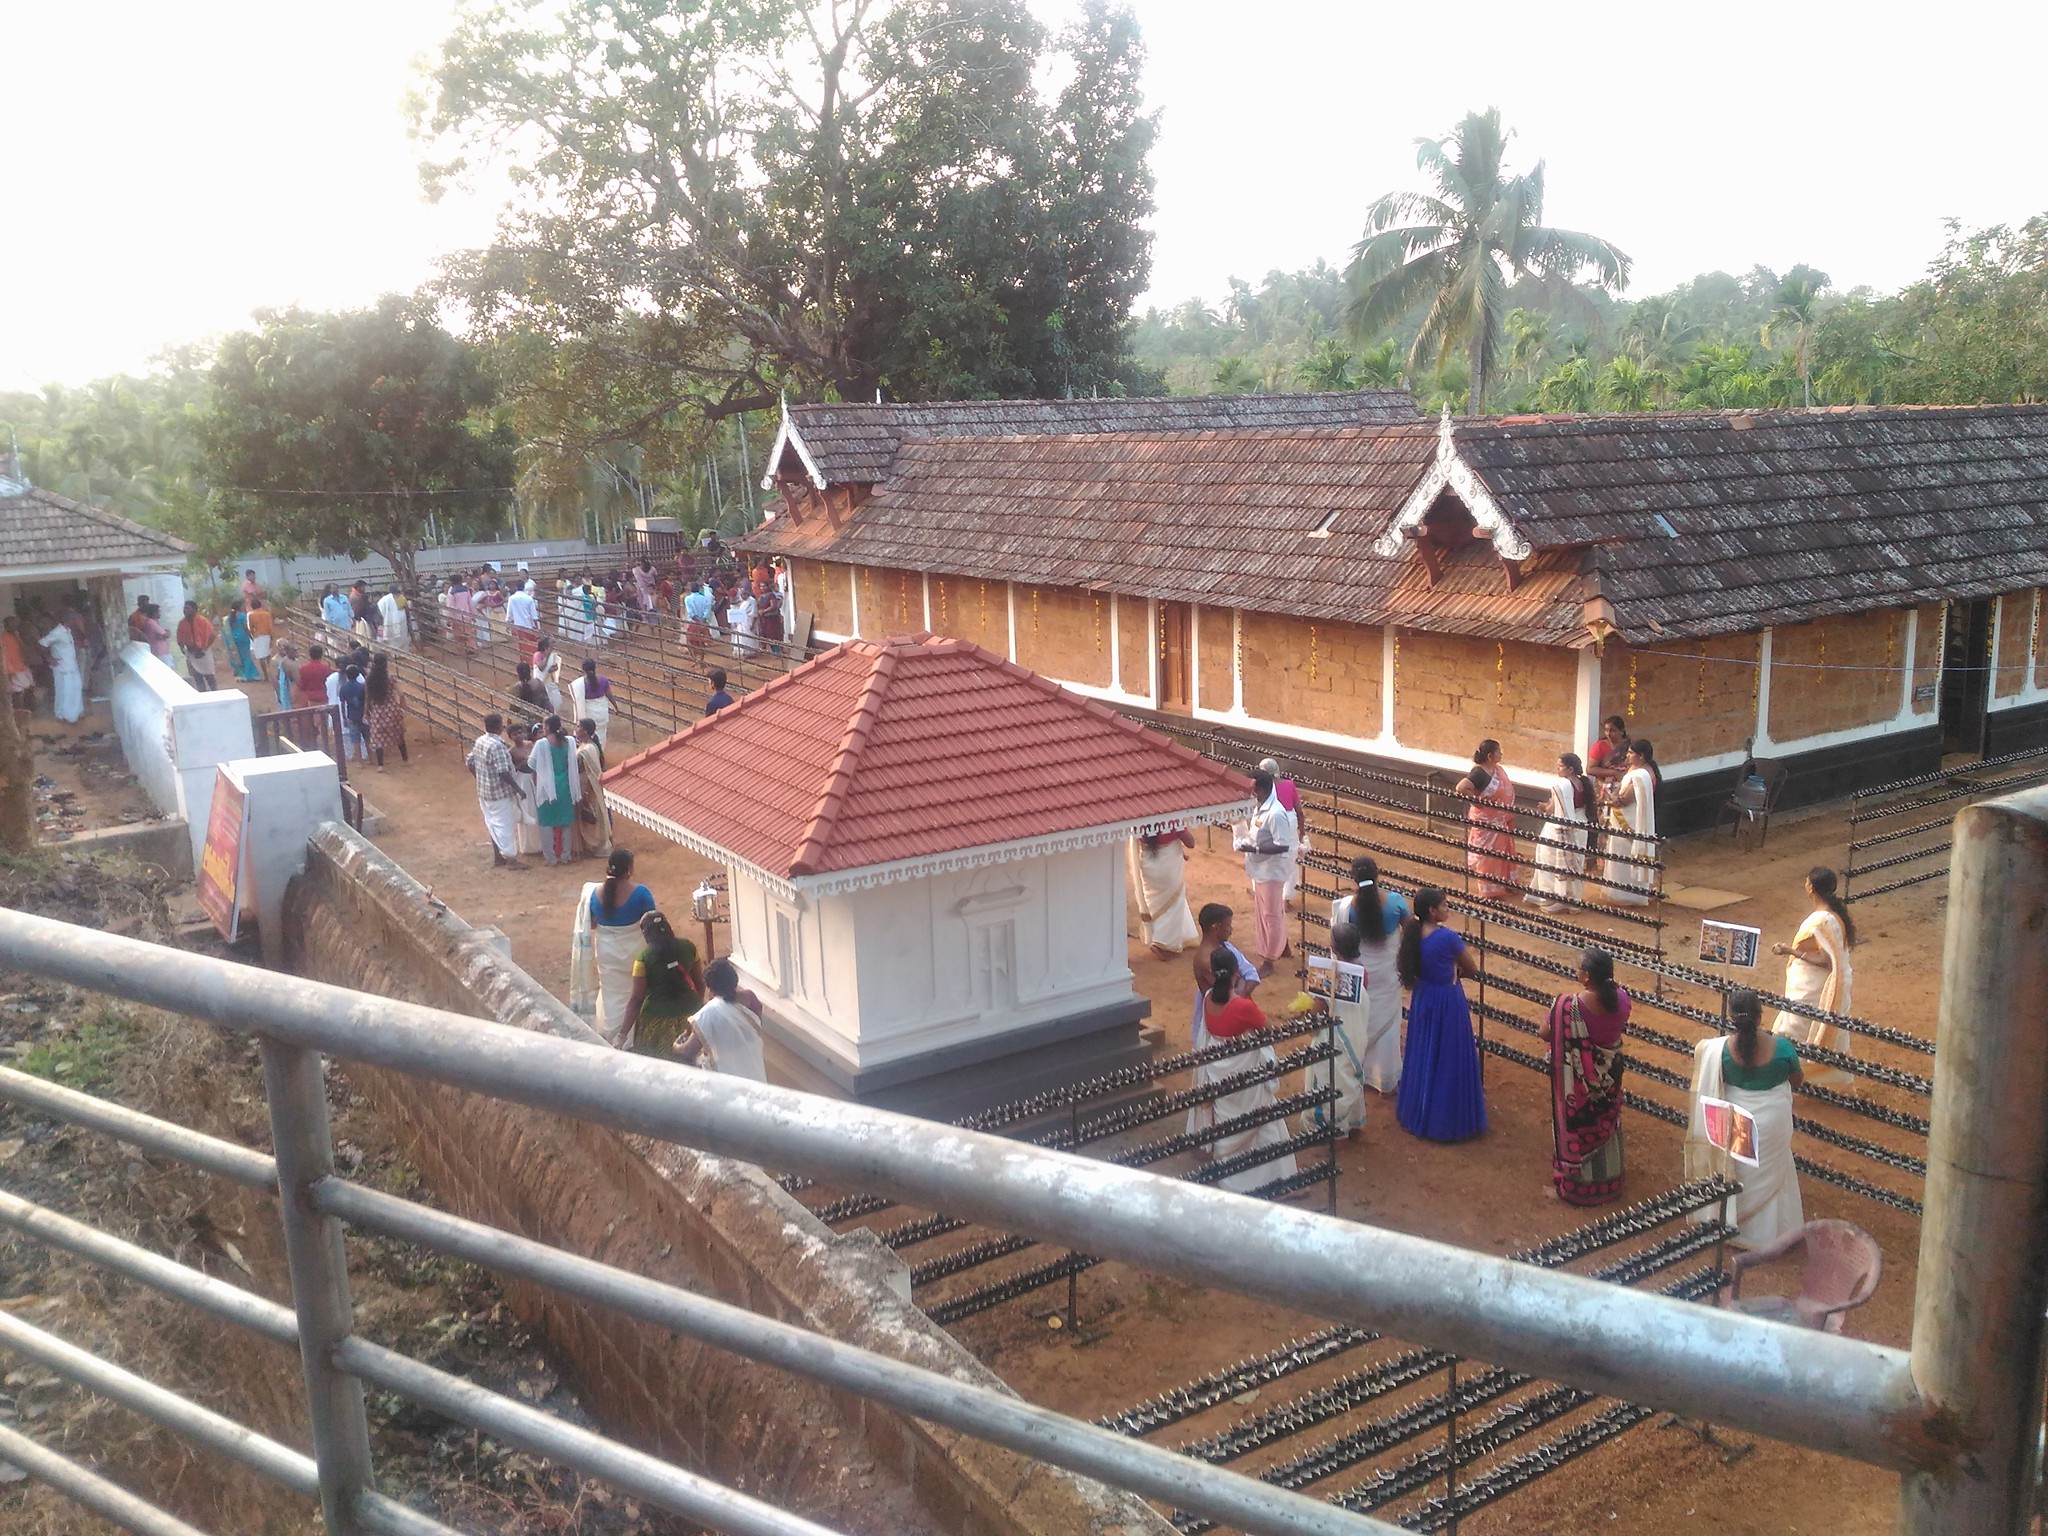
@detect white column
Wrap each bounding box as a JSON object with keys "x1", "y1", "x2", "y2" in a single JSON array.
[
  {"x1": 1189, "y1": 606, "x2": 1203, "y2": 710},
  {"x1": 1989, "y1": 598, "x2": 2006, "y2": 707},
  {"x1": 1108, "y1": 594, "x2": 1122, "y2": 696},
  {"x1": 1231, "y1": 611, "x2": 1244, "y2": 715},
  {"x1": 1755, "y1": 629, "x2": 1775, "y2": 750},
  {"x1": 1005, "y1": 583, "x2": 1018, "y2": 663},
  {"x1": 1573, "y1": 647, "x2": 1602, "y2": 756},
  {"x1": 848, "y1": 568, "x2": 861, "y2": 638},
  {"x1": 921, "y1": 573, "x2": 932, "y2": 632}
]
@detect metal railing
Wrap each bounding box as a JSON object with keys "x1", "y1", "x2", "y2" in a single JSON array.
[
  {"x1": 1843, "y1": 743, "x2": 2048, "y2": 903},
  {"x1": 2, "y1": 784, "x2": 2045, "y2": 1534}
]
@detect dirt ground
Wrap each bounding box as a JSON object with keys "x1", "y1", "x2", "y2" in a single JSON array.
[
  {"x1": 296, "y1": 689, "x2": 1942, "y2": 1536},
  {"x1": 28, "y1": 683, "x2": 1947, "y2": 1534}
]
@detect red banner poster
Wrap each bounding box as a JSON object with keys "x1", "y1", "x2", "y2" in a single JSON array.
[{"x1": 194, "y1": 768, "x2": 249, "y2": 942}]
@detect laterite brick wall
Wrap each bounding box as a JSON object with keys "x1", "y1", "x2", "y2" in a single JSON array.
[
  {"x1": 926, "y1": 572, "x2": 1011, "y2": 655},
  {"x1": 1012, "y1": 584, "x2": 1113, "y2": 688},
  {"x1": 1995, "y1": 592, "x2": 2037, "y2": 699},
  {"x1": 1911, "y1": 604, "x2": 1943, "y2": 716},
  {"x1": 791, "y1": 558, "x2": 855, "y2": 637},
  {"x1": 1767, "y1": 611, "x2": 1903, "y2": 742},
  {"x1": 1393, "y1": 631, "x2": 1578, "y2": 761},
  {"x1": 283, "y1": 826, "x2": 1167, "y2": 1536},
  {"x1": 1240, "y1": 613, "x2": 1382, "y2": 739},
  {"x1": 1599, "y1": 634, "x2": 1761, "y2": 765},
  {"x1": 857, "y1": 566, "x2": 928, "y2": 634}
]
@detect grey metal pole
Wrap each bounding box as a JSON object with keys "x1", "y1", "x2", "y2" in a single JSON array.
[
  {"x1": 0, "y1": 907, "x2": 1930, "y2": 1472},
  {"x1": 1900, "y1": 786, "x2": 2048, "y2": 1536},
  {"x1": 262, "y1": 1040, "x2": 376, "y2": 1534},
  {"x1": 0, "y1": 1422, "x2": 213, "y2": 1536}
]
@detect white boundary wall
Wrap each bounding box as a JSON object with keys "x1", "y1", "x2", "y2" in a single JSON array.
[{"x1": 111, "y1": 643, "x2": 256, "y2": 866}]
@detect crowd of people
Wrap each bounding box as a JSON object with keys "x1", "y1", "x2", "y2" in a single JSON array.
[
  {"x1": 1129, "y1": 744, "x2": 1863, "y2": 1252},
  {"x1": 4, "y1": 602, "x2": 97, "y2": 723},
  {"x1": 1452, "y1": 721, "x2": 1665, "y2": 912}
]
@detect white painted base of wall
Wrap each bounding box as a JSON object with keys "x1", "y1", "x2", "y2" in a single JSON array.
[{"x1": 112, "y1": 643, "x2": 256, "y2": 868}]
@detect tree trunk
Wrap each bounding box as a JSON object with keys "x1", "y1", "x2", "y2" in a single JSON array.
[
  {"x1": 1469, "y1": 331, "x2": 1487, "y2": 416},
  {"x1": 0, "y1": 696, "x2": 37, "y2": 855}
]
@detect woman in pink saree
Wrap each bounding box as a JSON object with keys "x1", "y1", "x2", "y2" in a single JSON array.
[{"x1": 1456, "y1": 739, "x2": 1519, "y2": 899}]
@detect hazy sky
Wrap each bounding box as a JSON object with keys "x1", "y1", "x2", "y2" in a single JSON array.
[{"x1": 8, "y1": 1, "x2": 2043, "y2": 390}]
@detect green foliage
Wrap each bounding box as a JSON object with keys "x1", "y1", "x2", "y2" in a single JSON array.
[
  {"x1": 0, "y1": 352, "x2": 211, "y2": 528},
  {"x1": 199, "y1": 298, "x2": 516, "y2": 590},
  {"x1": 18, "y1": 1009, "x2": 142, "y2": 1095},
  {"x1": 419, "y1": 0, "x2": 1161, "y2": 478},
  {"x1": 1343, "y1": 108, "x2": 1630, "y2": 413}
]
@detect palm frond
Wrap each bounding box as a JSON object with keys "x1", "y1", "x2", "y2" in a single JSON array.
[
  {"x1": 1346, "y1": 223, "x2": 1449, "y2": 287},
  {"x1": 1360, "y1": 190, "x2": 1457, "y2": 237},
  {"x1": 1514, "y1": 226, "x2": 1632, "y2": 292},
  {"x1": 1347, "y1": 246, "x2": 1451, "y2": 344}
]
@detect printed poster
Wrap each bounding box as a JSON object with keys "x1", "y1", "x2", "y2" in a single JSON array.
[
  {"x1": 194, "y1": 767, "x2": 251, "y2": 943},
  {"x1": 1698, "y1": 919, "x2": 1762, "y2": 969},
  {"x1": 1305, "y1": 955, "x2": 1365, "y2": 1006},
  {"x1": 1699, "y1": 1095, "x2": 1760, "y2": 1167}
]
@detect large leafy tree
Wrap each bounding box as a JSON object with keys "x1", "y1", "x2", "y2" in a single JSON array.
[
  {"x1": 200, "y1": 300, "x2": 516, "y2": 593},
  {"x1": 417, "y1": 0, "x2": 1158, "y2": 472},
  {"x1": 1344, "y1": 108, "x2": 1629, "y2": 414}
]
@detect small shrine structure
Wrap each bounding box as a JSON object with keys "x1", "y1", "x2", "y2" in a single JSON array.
[{"x1": 602, "y1": 633, "x2": 1252, "y2": 1117}]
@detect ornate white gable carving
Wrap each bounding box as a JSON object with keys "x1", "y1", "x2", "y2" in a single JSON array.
[{"x1": 1373, "y1": 407, "x2": 1532, "y2": 562}]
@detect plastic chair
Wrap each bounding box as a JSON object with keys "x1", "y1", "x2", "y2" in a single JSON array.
[
  {"x1": 1722, "y1": 1219, "x2": 1883, "y2": 1333},
  {"x1": 1714, "y1": 757, "x2": 1789, "y2": 847}
]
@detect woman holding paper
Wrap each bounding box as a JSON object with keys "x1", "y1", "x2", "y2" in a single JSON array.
[
  {"x1": 1770, "y1": 866, "x2": 1856, "y2": 1088},
  {"x1": 1686, "y1": 988, "x2": 1804, "y2": 1247},
  {"x1": 1328, "y1": 856, "x2": 1408, "y2": 1092}
]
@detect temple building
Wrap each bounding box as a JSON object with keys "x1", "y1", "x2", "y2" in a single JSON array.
[
  {"x1": 745, "y1": 395, "x2": 2048, "y2": 829},
  {"x1": 601, "y1": 633, "x2": 1251, "y2": 1117}
]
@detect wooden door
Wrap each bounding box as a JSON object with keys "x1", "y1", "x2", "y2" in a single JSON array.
[
  {"x1": 1940, "y1": 599, "x2": 1994, "y2": 757},
  {"x1": 1158, "y1": 601, "x2": 1194, "y2": 714}
]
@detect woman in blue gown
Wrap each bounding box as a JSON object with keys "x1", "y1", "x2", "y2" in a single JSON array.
[{"x1": 1395, "y1": 888, "x2": 1489, "y2": 1141}]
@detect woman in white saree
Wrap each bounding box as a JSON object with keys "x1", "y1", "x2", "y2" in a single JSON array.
[
  {"x1": 1327, "y1": 856, "x2": 1409, "y2": 1093},
  {"x1": 569, "y1": 849, "x2": 658, "y2": 1039},
  {"x1": 1193, "y1": 946, "x2": 1297, "y2": 1194},
  {"x1": 1687, "y1": 989, "x2": 1805, "y2": 1247},
  {"x1": 1530, "y1": 754, "x2": 1594, "y2": 913},
  {"x1": 1128, "y1": 828, "x2": 1199, "y2": 958},
  {"x1": 1770, "y1": 867, "x2": 1856, "y2": 1088},
  {"x1": 1603, "y1": 741, "x2": 1660, "y2": 906}
]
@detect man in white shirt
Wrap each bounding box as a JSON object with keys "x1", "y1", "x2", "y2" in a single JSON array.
[
  {"x1": 377, "y1": 588, "x2": 409, "y2": 650},
  {"x1": 506, "y1": 582, "x2": 541, "y2": 649},
  {"x1": 679, "y1": 959, "x2": 767, "y2": 1081},
  {"x1": 1234, "y1": 770, "x2": 1297, "y2": 971}
]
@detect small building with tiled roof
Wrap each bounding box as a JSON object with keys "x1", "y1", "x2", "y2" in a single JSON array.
[
  {"x1": 1, "y1": 459, "x2": 193, "y2": 672},
  {"x1": 746, "y1": 403, "x2": 2048, "y2": 828},
  {"x1": 603, "y1": 633, "x2": 1253, "y2": 1114}
]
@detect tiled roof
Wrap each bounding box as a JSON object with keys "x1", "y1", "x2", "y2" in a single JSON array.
[
  {"x1": 0, "y1": 486, "x2": 193, "y2": 572},
  {"x1": 1454, "y1": 405, "x2": 2048, "y2": 639},
  {"x1": 747, "y1": 404, "x2": 2048, "y2": 646},
  {"x1": 747, "y1": 425, "x2": 1592, "y2": 643},
  {"x1": 776, "y1": 390, "x2": 1421, "y2": 485},
  {"x1": 602, "y1": 634, "x2": 1253, "y2": 885}
]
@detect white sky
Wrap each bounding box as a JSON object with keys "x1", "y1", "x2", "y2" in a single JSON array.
[{"x1": 7, "y1": 0, "x2": 2043, "y2": 390}]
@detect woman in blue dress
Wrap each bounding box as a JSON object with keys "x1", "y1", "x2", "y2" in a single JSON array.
[{"x1": 1395, "y1": 888, "x2": 1488, "y2": 1141}]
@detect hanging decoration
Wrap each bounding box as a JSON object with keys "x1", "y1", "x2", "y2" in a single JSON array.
[
  {"x1": 1032, "y1": 588, "x2": 1041, "y2": 640},
  {"x1": 1093, "y1": 595, "x2": 1103, "y2": 651},
  {"x1": 2032, "y1": 589, "x2": 2043, "y2": 684},
  {"x1": 897, "y1": 571, "x2": 909, "y2": 625},
  {"x1": 1234, "y1": 614, "x2": 1243, "y2": 691},
  {"x1": 1310, "y1": 625, "x2": 1320, "y2": 684},
  {"x1": 937, "y1": 578, "x2": 948, "y2": 631},
  {"x1": 1392, "y1": 630, "x2": 1401, "y2": 709},
  {"x1": 1495, "y1": 642, "x2": 1504, "y2": 703},
  {"x1": 978, "y1": 580, "x2": 988, "y2": 639},
  {"x1": 1697, "y1": 642, "x2": 1707, "y2": 710},
  {"x1": 1627, "y1": 648, "x2": 1638, "y2": 718}
]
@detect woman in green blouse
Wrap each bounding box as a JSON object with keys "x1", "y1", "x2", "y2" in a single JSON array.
[{"x1": 1686, "y1": 989, "x2": 1805, "y2": 1247}]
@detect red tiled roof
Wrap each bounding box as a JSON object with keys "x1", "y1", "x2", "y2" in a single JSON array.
[{"x1": 602, "y1": 634, "x2": 1253, "y2": 884}]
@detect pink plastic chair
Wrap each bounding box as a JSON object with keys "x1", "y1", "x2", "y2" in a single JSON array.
[{"x1": 1724, "y1": 1220, "x2": 1883, "y2": 1333}]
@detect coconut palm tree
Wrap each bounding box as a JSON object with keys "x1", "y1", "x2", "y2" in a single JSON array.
[
  {"x1": 1762, "y1": 265, "x2": 1831, "y2": 407},
  {"x1": 1344, "y1": 109, "x2": 1630, "y2": 414}
]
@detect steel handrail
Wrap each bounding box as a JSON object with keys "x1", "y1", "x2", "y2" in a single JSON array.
[{"x1": 0, "y1": 908, "x2": 1926, "y2": 1475}]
